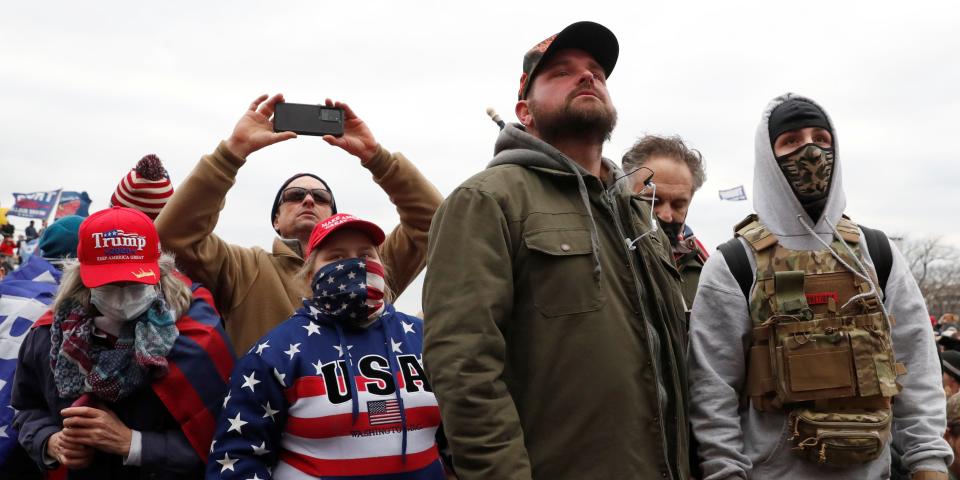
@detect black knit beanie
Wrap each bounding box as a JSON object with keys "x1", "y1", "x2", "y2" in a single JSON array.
[
  {"x1": 768, "y1": 99, "x2": 832, "y2": 147},
  {"x1": 271, "y1": 173, "x2": 337, "y2": 233},
  {"x1": 943, "y1": 350, "x2": 960, "y2": 382}
]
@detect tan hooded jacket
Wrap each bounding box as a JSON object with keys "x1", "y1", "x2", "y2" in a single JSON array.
[{"x1": 155, "y1": 142, "x2": 441, "y2": 353}]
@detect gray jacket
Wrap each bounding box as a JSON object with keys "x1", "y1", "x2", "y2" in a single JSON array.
[{"x1": 687, "y1": 93, "x2": 952, "y2": 479}]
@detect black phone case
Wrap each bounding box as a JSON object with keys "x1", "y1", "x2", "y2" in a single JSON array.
[{"x1": 273, "y1": 103, "x2": 345, "y2": 137}]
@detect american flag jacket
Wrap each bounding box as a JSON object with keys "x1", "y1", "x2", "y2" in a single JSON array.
[{"x1": 207, "y1": 303, "x2": 444, "y2": 480}]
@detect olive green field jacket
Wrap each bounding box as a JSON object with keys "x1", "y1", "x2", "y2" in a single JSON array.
[{"x1": 423, "y1": 124, "x2": 690, "y2": 480}]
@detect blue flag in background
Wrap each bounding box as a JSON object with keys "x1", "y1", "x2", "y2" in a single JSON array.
[
  {"x1": 55, "y1": 191, "x2": 92, "y2": 219},
  {"x1": 0, "y1": 256, "x2": 60, "y2": 462},
  {"x1": 8, "y1": 190, "x2": 61, "y2": 220},
  {"x1": 6, "y1": 254, "x2": 62, "y2": 284}
]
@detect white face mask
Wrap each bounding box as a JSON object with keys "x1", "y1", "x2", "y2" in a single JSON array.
[{"x1": 90, "y1": 283, "x2": 158, "y2": 321}]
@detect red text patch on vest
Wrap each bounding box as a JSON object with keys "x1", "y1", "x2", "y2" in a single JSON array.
[{"x1": 806, "y1": 292, "x2": 839, "y2": 305}]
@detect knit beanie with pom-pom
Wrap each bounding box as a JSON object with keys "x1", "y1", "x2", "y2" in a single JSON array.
[{"x1": 110, "y1": 154, "x2": 174, "y2": 220}]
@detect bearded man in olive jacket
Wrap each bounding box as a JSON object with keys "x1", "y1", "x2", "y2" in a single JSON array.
[{"x1": 423, "y1": 22, "x2": 689, "y2": 480}]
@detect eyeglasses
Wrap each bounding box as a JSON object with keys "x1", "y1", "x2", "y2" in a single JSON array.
[{"x1": 280, "y1": 187, "x2": 332, "y2": 205}]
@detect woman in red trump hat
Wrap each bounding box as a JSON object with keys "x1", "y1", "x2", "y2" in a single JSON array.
[
  {"x1": 208, "y1": 213, "x2": 450, "y2": 479},
  {"x1": 11, "y1": 206, "x2": 223, "y2": 479}
]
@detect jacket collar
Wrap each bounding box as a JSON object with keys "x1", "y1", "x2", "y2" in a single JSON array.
[{"x1": 273, "y1": 237, "x2": 305, "y2": 261}]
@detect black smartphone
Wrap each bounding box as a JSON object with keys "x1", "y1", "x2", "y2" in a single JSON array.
[{"x1": 273, "y1": 102, "x2": 345, "y2": 137}]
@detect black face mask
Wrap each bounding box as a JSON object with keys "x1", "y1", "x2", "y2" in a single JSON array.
[{"x1": 659, "y1": 219, "x2": 684, "y2": 248}]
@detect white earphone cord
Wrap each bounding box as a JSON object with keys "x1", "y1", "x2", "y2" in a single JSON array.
[
  {"x1": 626, "y1": 182, "x2": 659, "y2": 251},
  {"x1": 796, "y1": 214, "x2": 888, "y2": 316}
]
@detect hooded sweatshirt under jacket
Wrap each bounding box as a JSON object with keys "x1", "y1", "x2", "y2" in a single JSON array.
[
  {"x1": 423, "y1": 124, "x2": 689, "y2": 480},
  {"x1": 688, "y1": 93, "x2": 952, "y2": 479}
]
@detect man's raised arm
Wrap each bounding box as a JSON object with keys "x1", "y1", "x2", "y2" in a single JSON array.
[
  {"x1": 318, "y1": 100, "x2": 442, "y2": 299},
  {"x1": 155, "y1": 94, "x2": 296, "y2": 315}
]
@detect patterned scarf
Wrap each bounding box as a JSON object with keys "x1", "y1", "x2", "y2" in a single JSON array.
[{"x1": 50, "y1": 296, "x2": 179, "y2": 402}]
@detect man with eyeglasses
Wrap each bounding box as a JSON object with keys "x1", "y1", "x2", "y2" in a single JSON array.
[
  {"x1": 621, "y1": 134, "x2": 708, "y2": 479},
  {"x1": 156, "y1": 94, "x2": 442, "y2": 354},
  {"x1": 621, "y1": 134, "x2": 708, "y2": 309}
]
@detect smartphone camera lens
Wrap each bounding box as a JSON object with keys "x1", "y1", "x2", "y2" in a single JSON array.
[{"x1": 321, "y1": 109, "x2": 341, "y2": 122}]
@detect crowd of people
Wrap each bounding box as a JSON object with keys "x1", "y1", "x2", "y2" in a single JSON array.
[
  {"x1": 0, "y1": 217, "x2": 45, "y2": 279},
  {"x1": 0, "y1": 19, "x2": 954, "y2": 480}
]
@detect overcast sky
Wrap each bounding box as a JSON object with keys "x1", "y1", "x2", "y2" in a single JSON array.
[{"x1": 2, "y1": 1, "x2": 958, "y2": 312}]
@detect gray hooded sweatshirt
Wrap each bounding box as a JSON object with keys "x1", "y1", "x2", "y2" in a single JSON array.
[{"x1": 687, "y1": 93, "x2": 952, "y2": 479}]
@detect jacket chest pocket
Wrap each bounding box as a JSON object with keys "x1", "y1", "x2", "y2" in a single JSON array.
[{"x1": 523, "y1": 228, "x2": 604, "y2": 317}]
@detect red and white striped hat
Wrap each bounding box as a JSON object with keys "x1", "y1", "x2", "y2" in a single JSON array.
[{"x1": 110, "y1": 154, "x2": 173, "y2": 220}]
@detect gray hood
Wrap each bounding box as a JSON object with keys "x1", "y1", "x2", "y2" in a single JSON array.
[
  {"x1": 488, "y1": 123, "x2": 626, "y2": 184},
  {"x1": 754, "y1": 93, "x2": 846, "y2": 251},
  {"x1": 688, "y1": 93, "x2": 953, "y2": 478}
]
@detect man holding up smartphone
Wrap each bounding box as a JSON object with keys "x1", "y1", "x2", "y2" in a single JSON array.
[{"x1": 155, "y1": 94, "x2": 442, "y2": 354}]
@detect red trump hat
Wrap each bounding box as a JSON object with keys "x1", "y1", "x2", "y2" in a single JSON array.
[
  {"x1": 307, "y1": 213, "x2": 385, "y2": 257},
  {"x1": 77, "y1": 206, "x2": 161, "y2": 287}
]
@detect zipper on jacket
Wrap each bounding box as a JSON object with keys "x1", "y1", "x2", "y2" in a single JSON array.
[{"x1": 602, "y1": 189, "x2": 676, "y2": 479}]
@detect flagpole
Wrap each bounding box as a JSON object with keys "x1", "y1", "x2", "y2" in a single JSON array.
[{"x1": 47, "y1": 188, "x2": 63, "y2": 224}]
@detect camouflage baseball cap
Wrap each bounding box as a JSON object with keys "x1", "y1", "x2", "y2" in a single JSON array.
[
  {"x1": 948, "y1": 393, "x2": 960, "y2": 426},
  {"x1": 518, "y1": 21, "x2": 619, "y2": 100}
]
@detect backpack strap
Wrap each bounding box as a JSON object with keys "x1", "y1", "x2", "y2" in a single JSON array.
[
  {"x1": 860, "y1": 225, "x2": 892, "y2": 297},
  {"x1": 719, "y1": 237, "x2": 753, "y2": 301}
]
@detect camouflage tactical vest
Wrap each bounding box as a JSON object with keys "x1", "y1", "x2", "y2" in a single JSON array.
[{"x1": 737, "y1": 214, "x2": 906, "y2": 468}]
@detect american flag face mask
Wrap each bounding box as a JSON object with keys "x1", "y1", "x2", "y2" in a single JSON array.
[{"x1": 310, "y1": 257, "x2": 386, "y2": 327}]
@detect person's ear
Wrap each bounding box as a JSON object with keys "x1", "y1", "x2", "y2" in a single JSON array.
[{"x1": 516, "y1": 101, "x2": 533, "y2": 129}]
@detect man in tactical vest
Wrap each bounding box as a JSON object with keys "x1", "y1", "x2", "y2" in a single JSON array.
[{"x1": 688, "y1": 93, "x2": 952, "y2": 479}]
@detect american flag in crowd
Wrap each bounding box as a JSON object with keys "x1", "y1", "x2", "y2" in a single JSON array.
[
  {"x1": 0, "y1": 255, "x2": 60, "y2": 464},
  {"x1": 368, "y1": 399, "x2": 402, "y2": 425}
]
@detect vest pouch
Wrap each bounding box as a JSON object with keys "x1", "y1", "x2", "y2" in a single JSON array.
[
  {"x1": 772, "y1": 319, "x2": 856, "y2": 404},
  {"x1": 747, "y1": 341, "x2": 778, "y2": 411},
  {"x1": 848, "y1": 312, "x2": 901, "y2": 398},
  {"x1": 789, "y1": 407, "x2": 891, "y2": 467}
]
